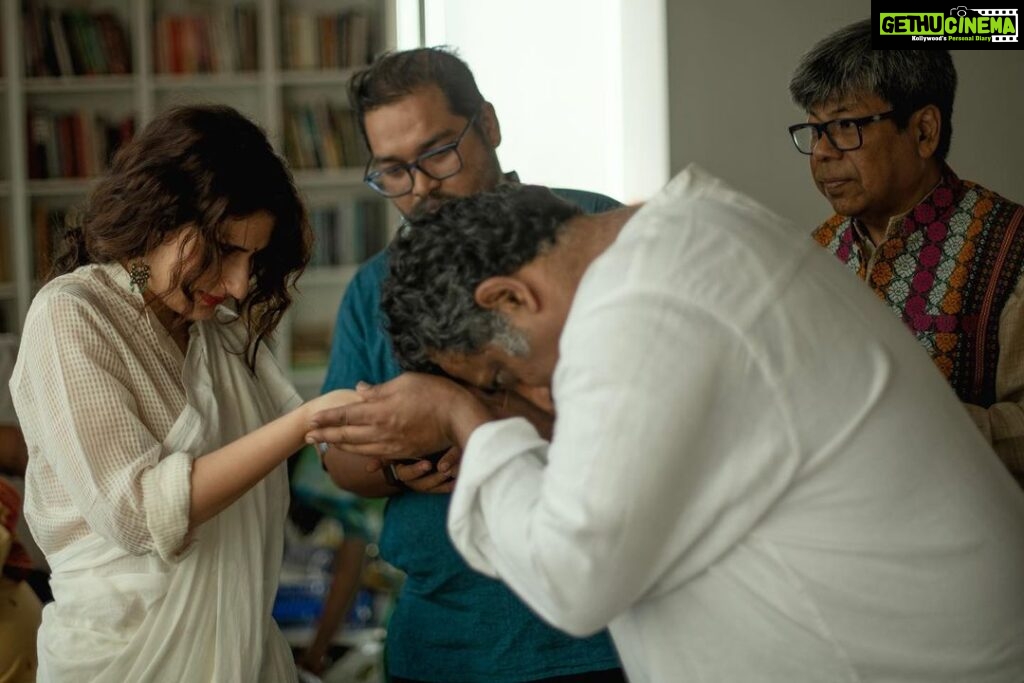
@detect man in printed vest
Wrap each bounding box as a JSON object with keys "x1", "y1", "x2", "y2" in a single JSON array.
[{"x1": 788, "y1": 19, "x2": 1024, "y2": 486}]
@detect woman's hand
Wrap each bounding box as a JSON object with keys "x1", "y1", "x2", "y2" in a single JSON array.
[{"x1": 301, "y1": 389, "x2": 362, "y2": 425}]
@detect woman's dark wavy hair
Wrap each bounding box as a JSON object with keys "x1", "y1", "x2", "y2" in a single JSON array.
[
  {"x1": 54, "y1": 104, "x2": 311, "y2": 371},
  {"x1": 382, "y1": 184, "x2": 581, "y2": 372}
]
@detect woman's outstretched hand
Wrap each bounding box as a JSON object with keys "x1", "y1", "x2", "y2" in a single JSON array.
[{"x1": 305, "y1": 373, "x2": 491, "y2": 462}]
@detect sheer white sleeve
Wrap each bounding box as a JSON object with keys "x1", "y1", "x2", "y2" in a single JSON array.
[{"x1": 13, "y1": 288, "x2": 192, "y2": 560}]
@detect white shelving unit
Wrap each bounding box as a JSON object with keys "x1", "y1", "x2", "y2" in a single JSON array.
[{"x1": 0, "y1": 0, "x2": 400, "y2": 394}]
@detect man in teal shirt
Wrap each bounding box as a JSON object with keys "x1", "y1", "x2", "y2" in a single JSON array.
[{"x1": 321, "y1": 48, "x2": 624, "y2": 682}]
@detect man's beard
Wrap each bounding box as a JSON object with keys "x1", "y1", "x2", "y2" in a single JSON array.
[{"x1": 492, "y1": 314, "x2": 531, "y2": 357}]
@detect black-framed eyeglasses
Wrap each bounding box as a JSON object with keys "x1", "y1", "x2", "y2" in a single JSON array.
[
  {"x1": 364, "y1": 112, "x2": 479, "y2": 198},
  {"x1": 787, "y1": 110, "x2": 898, "y2": 155}
]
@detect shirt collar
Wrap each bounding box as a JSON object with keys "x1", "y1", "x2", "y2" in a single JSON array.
[
  {"x1": 851, "y1": 165, "x2": 959, "y2": 245},
  {"x1": 98, "y1": 261, "x2": 145, "y2": 306}
]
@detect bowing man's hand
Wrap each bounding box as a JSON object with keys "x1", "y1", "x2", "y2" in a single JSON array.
[{"x1": 305, "y1": 372, "x2": 491, "y2": 462}]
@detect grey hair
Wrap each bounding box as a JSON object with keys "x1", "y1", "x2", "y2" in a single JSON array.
[
  {"x1": 382, "y1": 184, "x2": 581, "y2": 372},
  {"x1": 492, "y1": 313, "x2": 531, "y2": 357},
  {"x1": 789, "y1": 19, "x2": 957, "y2": 161}
]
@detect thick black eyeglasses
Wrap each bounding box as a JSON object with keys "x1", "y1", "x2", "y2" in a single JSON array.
[
  {"x1": 364, "y1": 113, "x2": 479, "y2": 198},
  {"x1": 788, "y1": 110, "x2": 898, "y2": 155}
]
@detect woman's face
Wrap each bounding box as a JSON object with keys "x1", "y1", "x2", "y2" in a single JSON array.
[{"x1": 145, "y1": 211, "x2": 274, "y2": 322}]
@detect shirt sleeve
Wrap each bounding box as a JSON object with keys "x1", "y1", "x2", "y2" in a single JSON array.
[
  {"x1": 14, "y1": 289, "x2": 192, "y2": 560},
  {"x1": 965, "y1": 276, "x2": 1024, "y2": 485},
  {"x1": 448, "y1": 290, "x2": 800, "y2": 637}
]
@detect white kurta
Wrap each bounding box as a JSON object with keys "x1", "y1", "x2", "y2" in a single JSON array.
[
  {"x1": 10, "y1": 263, "x2": 301, "y2": 682},
  {"x1": 448, "y1": 166, "x2": 1024, "y2": 682}
]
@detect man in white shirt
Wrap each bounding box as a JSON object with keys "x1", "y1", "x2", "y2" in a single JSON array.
[{"x1": 306, "y1": 166, "x2": 1024, "y2": 682}]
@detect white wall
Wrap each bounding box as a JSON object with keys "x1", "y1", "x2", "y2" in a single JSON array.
[
  {"x1": 666, "y1": 0, "x2": 1024, "y2": 230},
  {"x1": 423, "y1": 0, "x2": 669, "y2": 203}
]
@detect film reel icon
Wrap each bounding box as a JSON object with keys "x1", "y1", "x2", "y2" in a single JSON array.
[{"x1": 974, "y1": 8, "x2": 1018, "y2": 41}]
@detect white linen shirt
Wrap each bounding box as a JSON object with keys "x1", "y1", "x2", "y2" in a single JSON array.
[
  {"x1": 448, "y1": 166, "x2": 1024, "y2": 682},
  {"x1": 13, "y1": 263, "x2": 202, "y2": 560},
  {"x1": 10, "y1": 262, "x2": 302, "y2": 682}
]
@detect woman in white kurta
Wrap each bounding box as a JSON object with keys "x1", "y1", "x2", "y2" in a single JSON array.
[{"x1": 10, "y1": 105, "x2": 356, "y2": 682}]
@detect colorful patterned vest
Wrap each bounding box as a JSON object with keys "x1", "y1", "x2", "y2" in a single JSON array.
[{"x1": 813, "y1": 167, "x2": 1024, "y2": 407}]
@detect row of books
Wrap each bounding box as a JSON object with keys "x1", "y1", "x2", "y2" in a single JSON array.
[
  {"x1": 20, "y1": 4, "x2": 374, "y2": 78},
  {"x1": 28, "y1": 200, "x2": 386, "y2": 284},
  {"x1": 307, "y1": 202, "x2": 386, "y2": 268},
  {"x1": 280, "y1": 8, "x2": 373, "y2": 70},
  {"x1": 153, "y1": 7, "x2": 259, "y2": 75},
  {"x1": 26, "y1": 109, "x2": 135, "y2": 180},
  {"x1": 284, "y1": 102, "x2": 368, "y2": 171},
  {"x1": 23, "y1": 3, "x2": 132, "y2": 77},
  {"x1": 25, "y1": 102, "x2": 372, "y2": 180}
]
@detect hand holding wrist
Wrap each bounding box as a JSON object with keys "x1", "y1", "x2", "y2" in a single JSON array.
[{"x1": 445, "y1": 385, "x2": 493, "y2": 449}]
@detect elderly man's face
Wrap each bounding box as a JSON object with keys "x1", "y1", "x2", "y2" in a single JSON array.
[
  {"x1": 807, "y1": 92, "x2": 928, "y2": 227},
  {"x1": 434, "y1": 339, "x2": 558, "y2": 414},
  {"x1": 363, "y1": 85, "x2": 503, "y2": 219}
]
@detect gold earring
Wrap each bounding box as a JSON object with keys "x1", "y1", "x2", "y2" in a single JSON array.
[{"x1": 128, "y1": 261, "x2": 150, "y2": 294}]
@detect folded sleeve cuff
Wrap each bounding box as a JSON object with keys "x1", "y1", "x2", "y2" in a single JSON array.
[{"x1": 140, "y1": 451, "x2": 193, "y2": 562}]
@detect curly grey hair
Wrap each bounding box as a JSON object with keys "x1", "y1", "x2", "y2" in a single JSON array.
[{"x1": 382, "y1": 184, "x2": 581, "y2": 371}]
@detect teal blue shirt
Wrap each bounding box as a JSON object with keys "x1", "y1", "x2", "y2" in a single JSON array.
[{"x1": 323, "y1": 187, "x2": 623, "y2": 682}]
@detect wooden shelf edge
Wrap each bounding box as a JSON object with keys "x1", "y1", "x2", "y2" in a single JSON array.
[
  {"x1": 153, "y1": 72, "x2": 262, "y2": 89},
  {"x1": 24, "y1": 75, "x2": 135, "y2": 93},
  {"x1": 27, "y1": 178, "x2": 98, "y2": 196}
]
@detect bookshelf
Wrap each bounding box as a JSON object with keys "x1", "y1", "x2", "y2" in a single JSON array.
[{"x1": 0, "y1": 0, "x2": 400, "y2": 395}]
